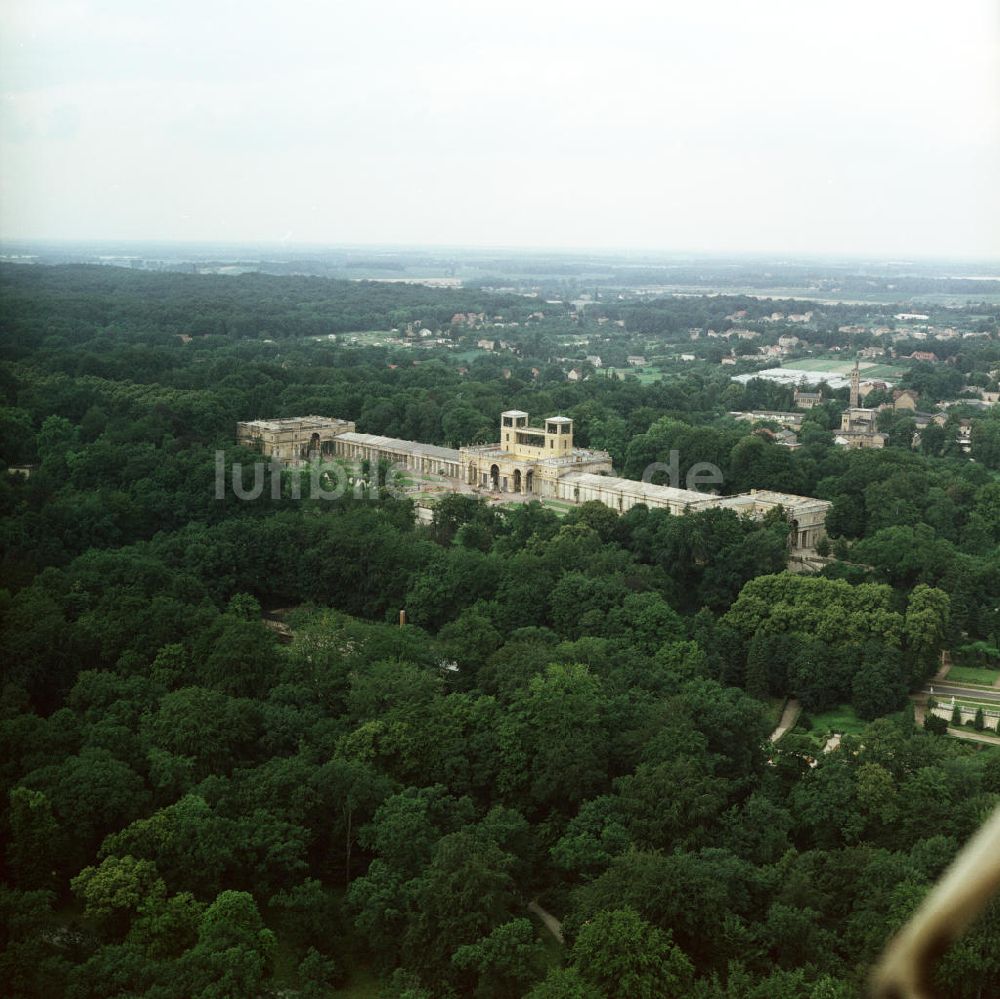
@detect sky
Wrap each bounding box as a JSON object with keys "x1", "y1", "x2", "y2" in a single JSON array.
[{"x1": 1, "y1": 0, "x2": 999, "y2": 258}]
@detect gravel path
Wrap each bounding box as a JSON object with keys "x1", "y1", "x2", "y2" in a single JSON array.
[
  {"x1": 528, "y1": 900, "x2": 564, "y2": 944},
  {"x1": 769, "y1": 698, "x2": 802, "y2": 743}
]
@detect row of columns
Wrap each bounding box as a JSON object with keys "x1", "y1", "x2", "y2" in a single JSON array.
[{"x1": 469, "y1": 464, "x2": 534, "y2": 494}]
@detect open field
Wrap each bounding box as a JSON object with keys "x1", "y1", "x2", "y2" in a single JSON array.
[
  {"x1": 450, "y1": 347, "x2": 489, "y2": 362},
  {"x1": 859, "y1": 362, "x2": 914, "y2": 379},
  {"x1": 798, "y1": 704, "x2": 869, "y2": 738},
  {"x1": 946, "y1": 665, "x2": 1000, "y2": 686},
  {"x1": 607, "y1": 364, "x2": 668, "y2": 384},
  {"x1": 629, "y1": 368, "x2": 667, "y2": 384}
]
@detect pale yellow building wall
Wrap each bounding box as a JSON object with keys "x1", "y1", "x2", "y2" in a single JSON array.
[
  {"x1": 237, "y1": 413, "x2": 831, "y2": 553},
  {"x1": 237, "y1": 417, "x2": 356, "y2": 464}
]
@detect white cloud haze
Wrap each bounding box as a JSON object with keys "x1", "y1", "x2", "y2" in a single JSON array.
[{"x1": 1, "y1": 0, "x2": 998, "y2": 256}]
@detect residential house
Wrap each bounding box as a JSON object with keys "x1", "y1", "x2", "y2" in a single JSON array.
[
  {"x1": 859, "y1": 380, "x2": 889, "y2": 399},
  {"x1": 730, "y1": 411, "x2": 805, "y2": 430}
]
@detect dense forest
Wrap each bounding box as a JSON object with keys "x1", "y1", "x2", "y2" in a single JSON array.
[{"x1": 2, "y1": 264, "x2": 999, "y2": 998}]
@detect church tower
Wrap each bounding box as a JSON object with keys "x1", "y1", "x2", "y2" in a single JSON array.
[{"x1": 850, "y1": 361, "x2": 860, "y2": 409}]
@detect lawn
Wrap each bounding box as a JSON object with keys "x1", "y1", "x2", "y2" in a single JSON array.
[
  {"x1": 538, "y1": 499, "x2": 575, "y2": 516},
  {"x1": 808, "y1": 704, "x2": 867, "y2": 735},
  {"x1": 942, "y1": 695, "x2": 1000, "y2": 711},
  {"x1": 783, "y1": 358, "x2": 849, "y2": 373},
  {"x1": 859, "y1": 362, "x2": 912, "y2": 379},
  {"x1": 798, "y1": 704, "x2": 869, "y2": 738},
  {"x1": 947, "y1": 665, "x2": 1000, "y2": 686},
  {"x1": 623, "y1": 365, "x2": 667, "y2": 384},
  {"x1": 396, "y1": 470, "x2": 449, "y2": 488}
]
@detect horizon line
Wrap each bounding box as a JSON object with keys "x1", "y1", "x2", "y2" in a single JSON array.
[{"x1": 1, "y1": 236, "x2": 999, "y2": 266}]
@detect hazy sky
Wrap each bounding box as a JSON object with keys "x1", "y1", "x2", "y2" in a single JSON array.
[{"x1": 2, "y1": 0, "x2": 998, "y2": 257}]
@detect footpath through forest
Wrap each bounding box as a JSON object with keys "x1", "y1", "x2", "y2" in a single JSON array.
[
  {"x1": 528, "y1": 901, "x2": 564, "y2": 944},
  {"x1": 769, "y1": 698, "x2": 801, "y2": 743}
]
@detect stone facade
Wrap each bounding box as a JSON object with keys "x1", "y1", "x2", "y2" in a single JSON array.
[
  {"x1": 458, "y1": 411, "x2": 614, "y2": 497},
  {"x1": 334, "y1": 432, "x2": 463, "y2": 479},
  {"x1": 837, "y1": 406, "x2": 888, "y2": 449},
  {"x1": 555, "y1": 475, "x2": 828, "y2": 550},
  {"x1": 698, "y1": 490, "x2": 831, "y2": 550},
  {"x1": 236, "y1": 416, "x2": 356, "y2": 465},
  {"x1": 236, "y1": 411, "x2": 831, "y2": 552},
  {"x1": 557, "y1": 472, "x2": 704, "y2": 516},
  {"x1": 794, "y1": 389, "x2": 822, "y2": 409},
  {"x1": 837, "y1": 364, "x2": 887, "y2": 448}
]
